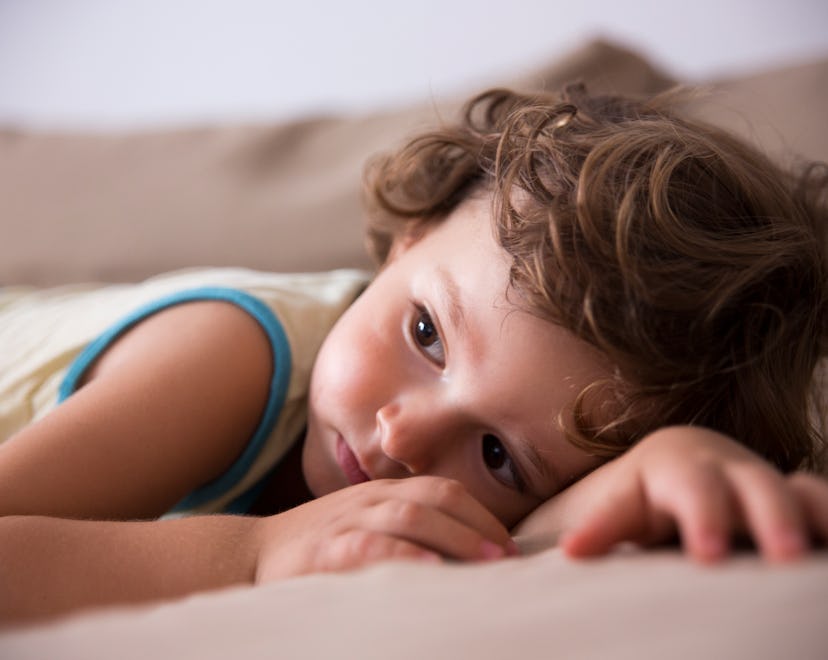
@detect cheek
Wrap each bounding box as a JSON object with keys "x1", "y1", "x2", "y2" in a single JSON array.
[
  {"x1": 309, "y1": 309, "x2": 396, "y2": 418},
  {"x1": 472, "y1": 488, "x2": 539, "y2": 530}
]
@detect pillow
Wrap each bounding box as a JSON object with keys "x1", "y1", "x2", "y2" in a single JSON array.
[
  {"x1": 3, "y1": 39, "x2": 824, "y2": 287},
  {"x1": 690, "y1": 56, "x2": 828, "y2": 165},
  {"x1": 0, "y1": 39, "x2": 674, "y2": 286}
]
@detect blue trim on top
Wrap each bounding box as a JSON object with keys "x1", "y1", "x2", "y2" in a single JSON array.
[
  {"x1": 224, "y1": 470, "x2": 273, "y2": 514},
  {"x1": 58, "y1": 286, "x2": 292, "y2": 513}
]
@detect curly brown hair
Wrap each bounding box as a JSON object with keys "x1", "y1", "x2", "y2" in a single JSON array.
[{"x1": 363, "y1": 85, "x2": 828, "y2": 471}]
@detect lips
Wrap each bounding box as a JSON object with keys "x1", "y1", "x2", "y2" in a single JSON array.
[{"x1": 336, "y1": 435, "x2": 370, "y2": 486}]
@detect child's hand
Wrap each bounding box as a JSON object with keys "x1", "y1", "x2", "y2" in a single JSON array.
[
  {"x1": 516, "y1": 426, "x2": 828, "y2": 562},
  {"x1": 562, "y1": 426, "x2": 828, "y2": 562},
  {"x1": 254, "y1": 475, "x2": 517, "y2": 582}
]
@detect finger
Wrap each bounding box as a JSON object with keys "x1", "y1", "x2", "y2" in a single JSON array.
[
  {"x1": 323, "y1": 530, "x2": 442, "y2": 572},
  {"x1": 393, "y1": 476, "x2": 515, "y2": 552},
  {"x1": 725, "y1": 463, "x2": 808, "y2": 562},
  {"x1": 367, "y1": 497, "x2": 514, "y2": 561},
  {"x1": 647, "y1": 461, "x2": 735, "y2": 563},
  {"x1": 561, "y1": 475, "x2": 657, "y2": 558},
  {"x1": 564, "y1": 461, "x2": 736, "y2": 562},
  {"x1": 788, "y1": 472, "x2": 828, "y2": 544}
]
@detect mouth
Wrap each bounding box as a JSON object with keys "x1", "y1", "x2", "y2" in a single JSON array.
[{"x1": 336, "y1": 435, "x2": 370, "y2": 486}]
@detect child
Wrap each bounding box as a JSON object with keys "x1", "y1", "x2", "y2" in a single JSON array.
[{"x1": 1, "y1": 84, "x2": 827, "y2": 623}]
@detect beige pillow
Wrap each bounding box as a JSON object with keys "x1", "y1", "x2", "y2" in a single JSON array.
[
  {"x1": 0, "y1": 39, "x2": 674, "y2": 286},
  {"x1": 692, "y1": 56, "x2": 828, "y2": 165},
  {"x1": 2, "y1": 39, "x2": 824, "y2": 287}
]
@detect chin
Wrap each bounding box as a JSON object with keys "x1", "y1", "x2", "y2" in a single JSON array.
[{"x1": 300, "y1": 439, "x2": 334, "y2": 498}]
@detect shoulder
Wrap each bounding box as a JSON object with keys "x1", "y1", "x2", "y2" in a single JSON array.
[
  {"x1": 1, "y1": 301, "x2": 277, "y2": 518},
  {"x1": 83, "y1": 299, "x2": 273, "y2": 382},
  {"x1": 78, "y1": 301, "x2": 278, "y2": 438}
]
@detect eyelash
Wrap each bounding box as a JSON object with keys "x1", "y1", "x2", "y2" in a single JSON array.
[
  {"x1": 482, "y1": 434, "x2": 526, "y2": 493},
  {"x1": 409, "y1": 304, "x2": 446, "y2": 366}
]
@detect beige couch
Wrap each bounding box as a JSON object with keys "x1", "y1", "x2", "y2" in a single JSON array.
[
  {"x1": 1, "y1": 39, "x2": 826, "y2": 658},
  {"x1": 4, "y1": 38, "x2": 825, "y2": 287}
]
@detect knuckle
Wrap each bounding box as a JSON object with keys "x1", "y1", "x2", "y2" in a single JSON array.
[
  {"x1": 322, "y1": 536, "x2": 349, "y2": 570},
  {"x1": 327, "y1": 530, "x2": 372, "y2": 568},
  {"x1": 433, "y1": 477, "x2": 467, "y2": 506},
  {"x1": 342, "y1": 530, "x2": 403, "y2": 564},
  {"x1": 332, "y1": 529, "x2": 376, "y2": 569},
  {"x1": 347, "y1": 530, "x2": 378, "y2": 558},
  {"x1": 323, "y1": 535, "x2": 349, "y2": 568},
  {"x1": 386, "y1": 499, "x2": 424, "y2": 528}
]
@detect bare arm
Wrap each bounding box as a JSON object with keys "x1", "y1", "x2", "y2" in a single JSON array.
[
  {"x1": 0, "y1": 514, "x2": 260, "y2": 623},
  {"x1": 0, "y1": 301, "x2": 273, "y2": 519},
  {"x1": 0, "y1": 301, "x2": 273, "y2": 622},
  {"x1": 0, "y1": 476, "x2": 517, "y2": 625}
]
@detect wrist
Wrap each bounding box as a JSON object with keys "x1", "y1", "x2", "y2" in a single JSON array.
[{"x1": 250, "y1": 511, "x2": 291, "y2": 585}]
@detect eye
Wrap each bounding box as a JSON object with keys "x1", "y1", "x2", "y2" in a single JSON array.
[
  {"x1": 411, "y1": 307, "x2": 445, "y2": 365},
  {"x1": 482, "y1": 434, "x2": 525, "y2": 492}
]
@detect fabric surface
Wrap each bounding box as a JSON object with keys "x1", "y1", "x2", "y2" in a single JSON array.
[
  {"x1": 2, "y1": 38, "x2": 827, "y2": 657},
  {"x1": 0, "y1": 39, "x2": 677, "y2": 286},
  {"x1": 0, "y1": 267, "x2": 368, "y2": 513},
  {"x1": 4, "y1": 42, "x2": 824, "y2": 288},
  {"x1": 688, "y1": 56, "x2": 828, "y2": 165},
  {"x1": 2, "y1": 546, "x2": 826, "y2": 660}
]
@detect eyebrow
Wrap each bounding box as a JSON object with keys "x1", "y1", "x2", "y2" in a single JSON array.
[{"x1": 435, "y1": 265, "x2": 467, "y2": 334}]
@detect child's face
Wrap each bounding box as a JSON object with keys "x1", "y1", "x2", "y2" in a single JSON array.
[{"x1": 303, "y1": 198, "x2": 607, "y2": 527}]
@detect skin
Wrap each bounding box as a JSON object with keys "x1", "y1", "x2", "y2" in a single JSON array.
[
  {"x1": 303, "y1": 197, "x2": 606, "y2": 528},
  {"x1": 1, "y1": 199, "x2": 827, "y2": 624},
  {"x1": 516, "y1": 426, "x2": 828, "y2": 563}
]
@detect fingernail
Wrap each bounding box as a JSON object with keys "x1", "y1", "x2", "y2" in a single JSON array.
[
  {"x1": 480, "y1": 540, "x2": 505, "y2": 560},
  {"x1": 506, "y1": 538, "x2": 521, "y2": 556}
]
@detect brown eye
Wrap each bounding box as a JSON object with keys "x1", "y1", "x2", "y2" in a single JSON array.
[
  {"x1": 482, "y1": 434, "x2": 506, "y2": 469},
  {"x1": 482, "y1": 434, "x2": 525, "y2": 492},
  {"x1": 411, "y1": 308, "x2": 445, "y2": 365},
  {"x1": 414, "y1": 314, "x2": 438, "y2": 346}
]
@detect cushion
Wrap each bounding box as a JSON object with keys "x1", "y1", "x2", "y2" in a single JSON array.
[
  {"x1": 4, "y1": 40, "x2": 825, "y2": 288},
  {"x1": 0, "y1": 39, "x2": 676, "y2": 286},
  {"x1": 2, "y1": 547, "x2": 826, "y2": 658}
]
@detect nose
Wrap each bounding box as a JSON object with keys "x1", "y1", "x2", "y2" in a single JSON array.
[{"x1": 376, "y1": 399, "x2": 452, "y2": 475}]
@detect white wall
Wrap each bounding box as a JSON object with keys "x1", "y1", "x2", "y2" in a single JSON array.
[{"x1": 0, "y1": 0, "x2": 826, "y2": 129}]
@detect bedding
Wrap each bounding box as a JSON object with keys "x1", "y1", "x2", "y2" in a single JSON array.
[
  {"x1": 1, "y1": 38, "x2": 827, "y2": 657},
  {"x1": 2, "y1": 547, "x2": 827, "y2": 659}
]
